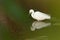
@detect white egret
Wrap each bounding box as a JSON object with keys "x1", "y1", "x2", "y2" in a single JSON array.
[{"x1": 29, "y1": 9, "x2": 51, "y2": 21}]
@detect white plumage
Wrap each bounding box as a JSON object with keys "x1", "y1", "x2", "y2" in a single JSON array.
[{"x1": 29, "y1": 9, "x2": 51, "y2": 21}]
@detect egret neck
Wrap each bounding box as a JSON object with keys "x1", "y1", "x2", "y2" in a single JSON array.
[{"x1": 29, "y1": 9, "x2": 34, "y2": 14}]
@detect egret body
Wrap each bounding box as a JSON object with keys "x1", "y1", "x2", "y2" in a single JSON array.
[{"x1": 29, "y1": 9, "x2": 51, "y2": 21}]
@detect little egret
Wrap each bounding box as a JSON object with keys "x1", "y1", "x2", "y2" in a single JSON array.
[{"x1": 29, "y1": 9, "x2": 51, "y2": 21}]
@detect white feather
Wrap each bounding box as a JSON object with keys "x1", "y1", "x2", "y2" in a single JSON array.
[{"x1": 29, "y1": 9, "x2": 51, "y2": 21}]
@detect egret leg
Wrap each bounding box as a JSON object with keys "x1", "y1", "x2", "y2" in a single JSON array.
[
  {"x1": 37, "y1": 20, "x2": 41, "y2": 21},
  {"x1": 37, "y1": 20, "x2": 43, "y2": 22}
]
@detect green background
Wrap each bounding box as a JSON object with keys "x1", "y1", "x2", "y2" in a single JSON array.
[{"x1": 0, "y1": 0, "x2": 60, "y2": 40}]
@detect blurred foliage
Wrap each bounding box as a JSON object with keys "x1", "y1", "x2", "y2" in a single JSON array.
[{"x1": 4, "y1": 0, "x2": 32, "y2": 24}]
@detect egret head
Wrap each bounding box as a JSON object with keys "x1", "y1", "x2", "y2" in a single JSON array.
[{"x1": 29, "y1": 9, "x2": 34, "y2": 14}]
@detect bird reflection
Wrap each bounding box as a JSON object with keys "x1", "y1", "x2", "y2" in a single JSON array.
[{"x1": 31, "y1": 21, "x2": 51, "y2": 31}]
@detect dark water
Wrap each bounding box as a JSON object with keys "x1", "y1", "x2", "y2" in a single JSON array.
[{"x1": 0, "y1": 0, "x2": 60, "y2": 40}]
